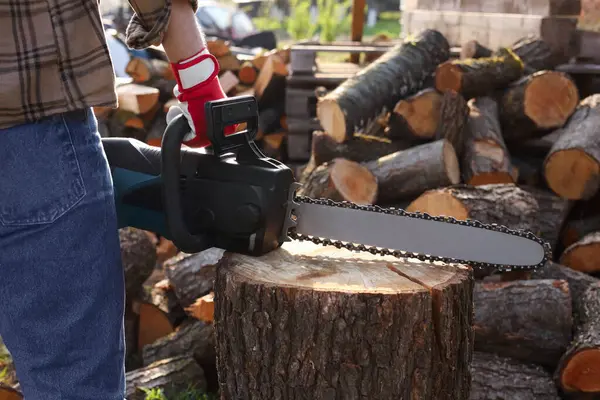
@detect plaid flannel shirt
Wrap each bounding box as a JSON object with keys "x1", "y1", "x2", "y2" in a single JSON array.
[{"x1": 0, "y1": 0, "x2": 197, "y2": 130}]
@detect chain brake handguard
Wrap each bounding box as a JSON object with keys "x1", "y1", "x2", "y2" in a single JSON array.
[{"x1": 161, "y1": 95, "x2": 295, "y2": 255}]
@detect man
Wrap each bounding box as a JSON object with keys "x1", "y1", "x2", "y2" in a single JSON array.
[{"x1": 0, "y1": 1, "x2": 229, "y2": 398}]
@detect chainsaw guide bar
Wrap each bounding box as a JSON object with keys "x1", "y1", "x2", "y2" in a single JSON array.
[{"x1": 283, "y1": 183, "x2": 552, "y2": 272}]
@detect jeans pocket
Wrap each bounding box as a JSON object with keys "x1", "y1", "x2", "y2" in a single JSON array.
[{"x1": 0, "y1": 113, "x2": 87, "y2": 226}]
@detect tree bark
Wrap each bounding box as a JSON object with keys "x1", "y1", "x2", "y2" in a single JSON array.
[
  {"x1": 142, "y1": 319, "x2": 216, "y2": 368},
  {"x1": 531, "y1": 261, "x2": 600, "y2": 320},
  {"x1": 316, "y1": 29, "x2": 450, "y2": 143},
  {"x1": 500, "y1": 70, "x2": 579, "y2": 143},
  {"x1": 119, "y1": 227, "x2": 157, "y2": 300},
  {"x1": 311, "y1": 130, "x2": 412, "y2": 167},
  {"x1": 508, "y1": 36, "x2": 558, "y2": 74},
  {"x1": 435, "y1": 48, "x2": 524, "y2": 99},
  {"x1": 362, "y1": 139, "x2": 461, "y2": 204},
  {"x1": 214, "y1": 241, "x2": 473, "y2": 400},
  {"x1": 543, "y1": 94, "x2": 600, "y2": 200},
  {"x1": 473, "y1": 279, "x2": 572, "y2": 368},
  {"x1": 462, "y1": 97, "x2": 515, "y2": 185},
  {"x1": 561, "y1": 213, "x2": 600, "y2": 248},
  {"x1": 470, "y1": 352, "x2": 560, "y2": 400},
  {"x1": 125, "y1": 355, "x2": 206, "y2": 400},
  {"x1": 406, "y1": 184, "x2": 571, "y2": 255},
  {"x1": 164, "y1": 248, "x2": 223, "y2": 308},
  {"x1": 555, "y1": 283, "x2": 600, "y2": 396},
  {"x1": 299, "y1": 158, "x2": 379, "y2": 205},
  {"x1": 436, "y1": 89, "x2": 469, "y2": 158}
]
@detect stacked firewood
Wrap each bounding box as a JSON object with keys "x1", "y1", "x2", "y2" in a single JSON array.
[
  {"x1": 93, "y1": 38, "x2": 292, "y2": 151},
  {"x1": 298, "y1": 28, "x2": 600, "y2": 399}
]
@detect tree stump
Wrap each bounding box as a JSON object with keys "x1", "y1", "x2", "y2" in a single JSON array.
[{"x1": 214, "y1": 241, "x2": 474, "y2": 399}]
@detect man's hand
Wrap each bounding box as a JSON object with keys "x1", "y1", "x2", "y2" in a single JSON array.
[
  {"x1": 159, "y1": 0, "x2": 235, "y2": 147},
  {"x1": 166, "y1": 48, "x2": 236, "y2": 147}
]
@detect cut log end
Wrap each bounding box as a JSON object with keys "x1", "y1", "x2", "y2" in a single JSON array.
[
  {"x1": 393, "y1": 89, "x2": 442, "y2": 138},
  {"x1": 524, "y1": 71, "x2": 579, "y2": 128},
  {"x1": 559, "y1": 232, "x2": 600, "y2": 273},
  {"x1": 222, "y1": 241, "x2": 469, "y2": 294},
  {"x1": 329, "y1": 158, "x2": 378, "y2": 204},
  {"x1": 561, "y1": 348, "x2": 600, "y2": 392},
  {"x1": 545, "y1": 150, "x2": 600, "y2": 200},
  {"x1": 316, "y1": 98, "x2": 346, "y2": 143},
  {"x1": 434, "y1": 63, "x2": 463, "y2": 93}
]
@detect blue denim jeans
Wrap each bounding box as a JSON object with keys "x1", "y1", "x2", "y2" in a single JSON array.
[{"x1": 0, "y1": 108, "x2": 126, "y2": 399}]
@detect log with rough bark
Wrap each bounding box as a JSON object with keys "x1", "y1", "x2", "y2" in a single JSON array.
[
  {"x1": 142, "y1": 319, "x2": 216, "y2": 368},
  {"x1": 437, "y1": 89, "x2": 469, "y2": 157},
  {"x1": 299, "y1": 158, "x2": 379, "y2": 204},
  {"x1": 434, "y1": 47, "x2": 524, "y2": 99},
  {"x1": 559, "y1": 232, "x2": 600, "y2": 274},
  {"x1": 311, "y1": 130, "x2": 412, "y2": 167},
  {"x1": 362, "y1": 139, "x2": 461, "y2": 204},
  {"x1": 473, "y1": 279, "x2": 572, "y2": 367},
  {"x1": 142, "y1": 318, "x2": 218, "y2": 391},
  {"x1": 126, "y1": 355, "x2": 206, "y2": 400},
  {"x1": 406, "y1": 184, "x2": 571, "y2": 254},
  {"x1": 554, "y1": 282, "x2": 600, "y2": 396},
  {"x1": 543, "y1": 94, "x2": 600, "y2": 200},
  {"x1": 214, "y1": 241, "x2": 473, "y2": 399},
  {"x1": 470, "y1": 352, "x2": 560, "y2": 400},
  {"x1": 386, "y1": 88, "x2": 468, "y2": 153},
  {"x1": 163, "y1": 248, "x2": 223, "y2": 308},
  {"x1": 462, "y1": 97, "x2": 515, "y2": 185},
  {"x1": 119, "y1": 227, "x2": 157, "y2": 300},
  {"x1": 508, "y1": 36, "x2": 557, "y2": 74},
  {"x1": 531, "y1": 262, "x2": 600, "y2": 318},
  {"x1": 460, "y1": 40, "x2": 492, "y2": 59},
  {"x1": 316, "y1": 29, "x2": 450, "y2": 143},
  {"x1": 500, "y1": 70, "x2": 579, "y2": 143},
  {"x1": 561, "y1": 214, "x2": 600, "y2": 248}
]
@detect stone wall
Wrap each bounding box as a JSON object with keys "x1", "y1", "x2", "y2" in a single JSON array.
[{"x1": 400, "y1": 0, "x2": 581, "y2": 47}]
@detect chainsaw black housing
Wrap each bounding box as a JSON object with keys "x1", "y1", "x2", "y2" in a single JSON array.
[{"x1": 103, "y1": 95, "x2": 296, "y2": 256}]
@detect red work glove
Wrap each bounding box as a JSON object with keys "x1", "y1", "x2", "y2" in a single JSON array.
[{"x1": 166, "y1": 48, "x2": 237, "y2": 148}]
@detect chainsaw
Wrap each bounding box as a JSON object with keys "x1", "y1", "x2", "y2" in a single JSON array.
[{"x1": 101, "y1": 95, "x2": 551, "y2": 272}]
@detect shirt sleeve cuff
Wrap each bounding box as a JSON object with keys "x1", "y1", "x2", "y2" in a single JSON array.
[{"x1": 125, "y1": 0, "x2": 198, "y2": 49}]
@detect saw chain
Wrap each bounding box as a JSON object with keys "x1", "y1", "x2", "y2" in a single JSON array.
[{"x1": 288, "y1": 195, "x2": 552, "y2": 273}]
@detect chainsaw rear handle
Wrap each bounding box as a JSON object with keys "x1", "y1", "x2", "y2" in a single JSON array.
[{"x1": 160, "y1": 95, "x2": 262, "y2": 254}]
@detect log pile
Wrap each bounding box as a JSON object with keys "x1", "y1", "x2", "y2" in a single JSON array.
[
  {"x1": 294, "y1": 28, "x2": 600, "y2": 399},
  {"x1": 3, "y1": 30, "x2": 600, "y2": 400}
]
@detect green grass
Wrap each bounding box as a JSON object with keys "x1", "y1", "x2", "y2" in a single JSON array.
[
  {"x1": 363, "y1": 11, "x2": 401, "y2": 38},
  {"x1": 142, "y1": 385, "x2": 218, "y2": 400}
]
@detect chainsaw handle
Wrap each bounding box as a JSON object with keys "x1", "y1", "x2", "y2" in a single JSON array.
[{"x1": 161, "y1": 113, "x2": 212, "y2": 254}]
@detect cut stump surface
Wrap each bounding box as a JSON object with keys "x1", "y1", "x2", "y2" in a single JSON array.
[{"x1": 214, "y1": 241, "x2": 473, "y2": 400}]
